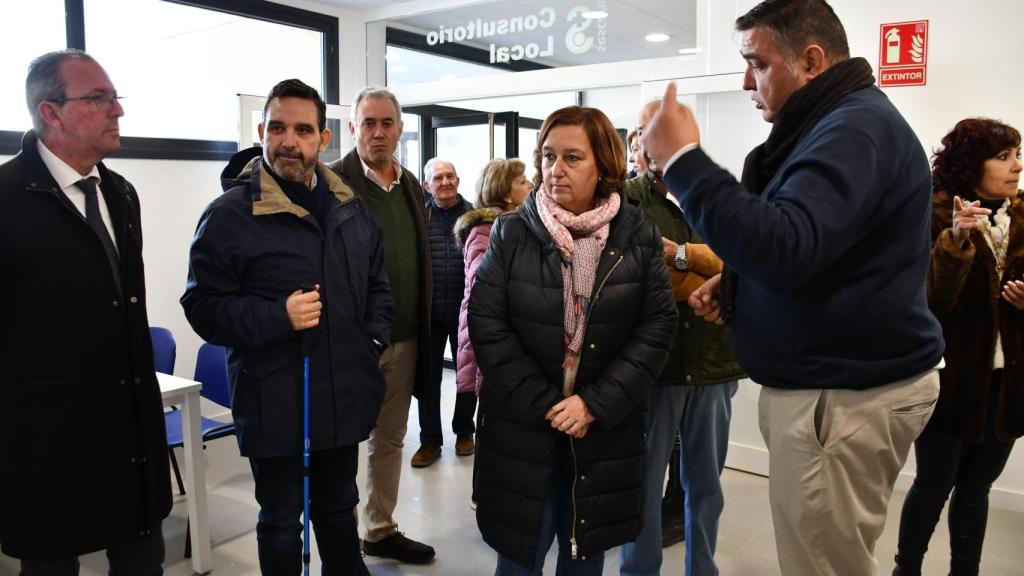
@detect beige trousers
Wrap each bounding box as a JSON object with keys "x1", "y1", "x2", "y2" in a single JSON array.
[
  {"x1": 758, "y1": 369, "x2": 940, "y2": 576},
  {"x1": 362, "y1": 338, "x2": 418, "y2": 542}
]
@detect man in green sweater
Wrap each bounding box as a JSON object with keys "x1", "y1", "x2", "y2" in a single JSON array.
[{"x1": 328, "y1": 86, "x2": 435, "y2": 565}]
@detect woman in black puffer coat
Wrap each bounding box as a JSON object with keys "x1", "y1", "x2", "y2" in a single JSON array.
[{"x1": 468, "y1": 106, "x2": 677, "y2": 575}]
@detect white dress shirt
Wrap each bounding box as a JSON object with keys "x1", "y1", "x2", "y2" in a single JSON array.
[
  {"x1": 359, "y1": 156, "x2": 402, "y2": 192},
  {"x1": 36, "y1": 139, "x2": 118, "y2": 247}
]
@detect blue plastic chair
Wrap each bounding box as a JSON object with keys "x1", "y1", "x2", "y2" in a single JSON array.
[
  {"x1": 164, "y1": 343, "x2": 234, "y2": 558},
  {"x1": 165, "y1": 343, "x2": 235, "y2": 453},
  {"x1": 150, "y1": 327, "x2": 176, "y2": 375},
  {"x1": 151, "y1": 327, "x2": 190, "y2": 496}
]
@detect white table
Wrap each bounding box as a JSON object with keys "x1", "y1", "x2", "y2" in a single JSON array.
[{"x1": 158, "y1": 372, "x2": 212, "y2": 574}]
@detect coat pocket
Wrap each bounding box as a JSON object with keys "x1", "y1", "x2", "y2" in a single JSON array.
[{"x1": 239, "y1": 353, "x2": 296, "y2": 450}]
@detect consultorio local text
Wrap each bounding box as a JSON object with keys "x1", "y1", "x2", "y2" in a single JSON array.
[{"x1": 424, "y1": 6, "x2": 608, "y2": 63}]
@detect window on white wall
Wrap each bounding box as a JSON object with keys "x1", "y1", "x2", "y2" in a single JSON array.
[
  {"x1": 0, "y1": 0, "x2": 67, "y2": 132},
  {"x1": 85, "y1": 0, "x2": 325, "y2": 141},
  {"x1": 0, "y1": 0, "x2": 338, "y2": 160},
  {"x1": 386, "y1": 45, "x2": 512, "y2": 87}
]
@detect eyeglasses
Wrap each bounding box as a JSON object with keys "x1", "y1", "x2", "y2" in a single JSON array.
[{"x1": 47, "y1": 93, "x2": 124, "y2": 110}]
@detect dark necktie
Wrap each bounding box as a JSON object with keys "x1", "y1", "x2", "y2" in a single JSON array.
[{"x1": 77, "y1": 178, "x2": 122, "y2": 296}]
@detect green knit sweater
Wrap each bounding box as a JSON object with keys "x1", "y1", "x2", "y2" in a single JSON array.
[{"x1": 361, "y1": 179, "x2": 420, "y2": 342}]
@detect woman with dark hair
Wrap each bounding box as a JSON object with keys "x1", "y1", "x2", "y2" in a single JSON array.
[
  {"x1": 468, "y1": 106, "x2": 676, "y2": 575},
  {"x1": 454, "y1": 158, "x2": 533, "y2": 397},
  {"x1": 893, "y1": 118, "x2": 1023, "y2": 576}
]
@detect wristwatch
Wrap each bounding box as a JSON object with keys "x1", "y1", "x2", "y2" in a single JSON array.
[{"x1": 674, "y1": 244, "x2": 688, "y2": 271}]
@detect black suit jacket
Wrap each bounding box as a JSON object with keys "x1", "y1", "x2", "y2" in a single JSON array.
[{"x1": 0, "y1": 131, "x2": 171, "y2": 559}]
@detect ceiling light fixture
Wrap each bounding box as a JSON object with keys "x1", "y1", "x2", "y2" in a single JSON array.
[
  {"x1": 646, "y1": 33, "x2": 671, "y2": 43},
  {"x1": 582, "y1": 10, "x2": 608, "y2": 19},
  {"x1": 678, "y1": 48, "x2": 700, "y2": 55}
]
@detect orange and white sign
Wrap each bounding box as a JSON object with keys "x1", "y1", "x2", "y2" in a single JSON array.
[{"x1": 878, "y1": 20, "x2": 928, "y2": 87}]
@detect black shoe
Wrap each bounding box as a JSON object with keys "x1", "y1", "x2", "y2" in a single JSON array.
[
  {"x1": 363, "y1": 532, "x2": 435, "y2": 564},
  {"x1": 661, "y1": 516, "x2": 685, "y2": 548}
]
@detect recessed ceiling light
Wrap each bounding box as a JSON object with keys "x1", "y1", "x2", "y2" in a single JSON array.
[
  {"x1": 391, "y1": 65, "x2": 411, "y2": 73},
  {"x1": 582, "y1": 10, "x2": 608, "y2": 19},
  {"x1": 646, "y1": 33, "x2": 671, "y2": 43},
  {"x1": 678, "y1": 48, "x2": 700, "y2": 55}
]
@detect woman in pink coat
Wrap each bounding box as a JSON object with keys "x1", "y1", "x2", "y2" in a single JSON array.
[{"x1": 454, "y1": 158, "x2": 533, "y2": 395}]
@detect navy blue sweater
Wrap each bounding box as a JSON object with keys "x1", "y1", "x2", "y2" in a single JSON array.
[{"x1": 664, "y1": 85, "x2": 943, "y2": 390}]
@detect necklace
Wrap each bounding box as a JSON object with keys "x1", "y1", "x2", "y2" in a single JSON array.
[{"x1": 976, "y1": 199, "x2": 1011, "y2": 275}]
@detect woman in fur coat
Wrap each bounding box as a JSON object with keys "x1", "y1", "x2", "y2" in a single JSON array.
[
  {"x1": 894, "y1": 118, "x2": 1023, "y2": 576},
  {"x1": 454, "y1": 158, "x2": 533, "y2": 396}
]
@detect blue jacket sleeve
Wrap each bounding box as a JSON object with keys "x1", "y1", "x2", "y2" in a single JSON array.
[
  {"x1": 665, "y1": 126, "x2": 892, "y2": 293},
  {"x1": 180, "y1": 204, "x2": 295, "y2": 350}
]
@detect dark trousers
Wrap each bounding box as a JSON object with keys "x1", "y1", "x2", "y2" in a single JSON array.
[
  {"x1": 419, "y1": 312, "x2": 476, "y2": 445},
  {"x1": 19, "y1": 527, "x2": 165, "y2": 576},
  {"x1": 250, "y1": 444, "x2": 362, "y2": 576},
  {"x1": 895, "y1": 373, "x2": 1016, "y2": 576}
]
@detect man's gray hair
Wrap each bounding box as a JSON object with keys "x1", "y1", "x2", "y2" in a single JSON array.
[
  {"x1": 351, "y1": 86, "x2": 402, "y2": 123},
  {"x1": 26, "y1": 49, "x2": 97, "y2": 135},
  {"x1": 423, "y1": 158, "x2": 457, "y2": 181}
]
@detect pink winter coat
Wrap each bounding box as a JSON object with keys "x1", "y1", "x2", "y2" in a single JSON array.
[{"x1": 454, "y1": 207, "x2": 504, "y2": 395}]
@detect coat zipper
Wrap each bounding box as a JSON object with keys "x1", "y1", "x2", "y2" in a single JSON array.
[
  {"x1": 569, "y1": 251, "x2": 623, "y2": 560},
  {"x1": 569, "y1": 436, "x2": 580, "y2": 559}
]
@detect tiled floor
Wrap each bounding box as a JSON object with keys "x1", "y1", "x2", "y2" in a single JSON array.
[{"x1": 2, "y1": 369, "x2": 1021, "y2": 575}]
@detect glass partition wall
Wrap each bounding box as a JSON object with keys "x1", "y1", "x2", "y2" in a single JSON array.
[{"x1": 375, "y1": 0, "x2": 696, "y2": 181}]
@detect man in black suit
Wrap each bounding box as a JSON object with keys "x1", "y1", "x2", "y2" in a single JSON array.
[{"x1": 0, "y1": 50, "x2": 171, "y2": 575}]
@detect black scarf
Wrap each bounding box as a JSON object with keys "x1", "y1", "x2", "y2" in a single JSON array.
[{"x1": 719, "y1": 57, "x2": 876, "y2": 324}]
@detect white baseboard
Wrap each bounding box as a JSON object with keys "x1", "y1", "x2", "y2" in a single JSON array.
[
  {"x1": 725, "y1": 441, "x2": 1024, "y2": 513},
  {"x1": 725, "y1": 441, "x2": 769, "y2": 477}
]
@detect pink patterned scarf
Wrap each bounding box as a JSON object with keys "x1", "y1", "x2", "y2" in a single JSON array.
[{"x1": 536, "y1": 188, "x2": 621, "y2": 395}]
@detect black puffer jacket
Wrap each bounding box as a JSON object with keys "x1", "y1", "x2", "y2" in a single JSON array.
[
  {"x1": 426, "y1": 194, "x2": 473, "y2": 319},
  {"x1": 468, "y1": 190, "x2": 676, "y2": 567}
]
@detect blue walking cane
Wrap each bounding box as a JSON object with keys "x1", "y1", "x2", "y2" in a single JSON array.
[{"x1": 300, "y1": 284, "x2": 317, "y2": 576}]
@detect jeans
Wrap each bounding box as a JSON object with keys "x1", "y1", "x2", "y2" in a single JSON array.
[
  {"x1": 250, "y1": 444, "x2": 362, "y2": 575},
  {"x1": 895, "y1": 373, "x2": 1015, "y2": 576},
  {"x1": 19, "y1": 527, "x2": 165, "y2": 576},
  {"x1": 495, "y1": 441, "x2": 605, "y2": 576},
  {"x1": 419, "y1": 312, "x2": 476, "y2": 445},
  {"x1": 620, "y1": 381, "x2": 737, "y2": 576}
]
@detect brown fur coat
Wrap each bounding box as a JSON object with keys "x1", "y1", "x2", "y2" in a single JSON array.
[{"x1": 927, "y1": 189, "x2": 1024, "y2": 441}]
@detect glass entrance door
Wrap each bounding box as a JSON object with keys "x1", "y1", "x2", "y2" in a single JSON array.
[{"x1": 404, "y1": 105, "x2": 542, "y2": 201}]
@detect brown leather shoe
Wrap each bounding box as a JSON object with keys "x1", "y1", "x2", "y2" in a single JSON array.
[
  {"x1": 455, "y1": 435, "x2": 476, "y2": 456},
  {"x1": 411, "y1": 445, "x2": 441, "y2": 468}
]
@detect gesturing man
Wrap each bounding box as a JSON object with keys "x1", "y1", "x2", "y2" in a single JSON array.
[{"x1": 641, "y1": 1, "x2": 944, "y2": 573}]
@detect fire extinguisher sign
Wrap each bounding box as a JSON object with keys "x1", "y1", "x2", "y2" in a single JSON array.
[{"x1": 878, "y1": 20, "x2": 928, "y2": 87}]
